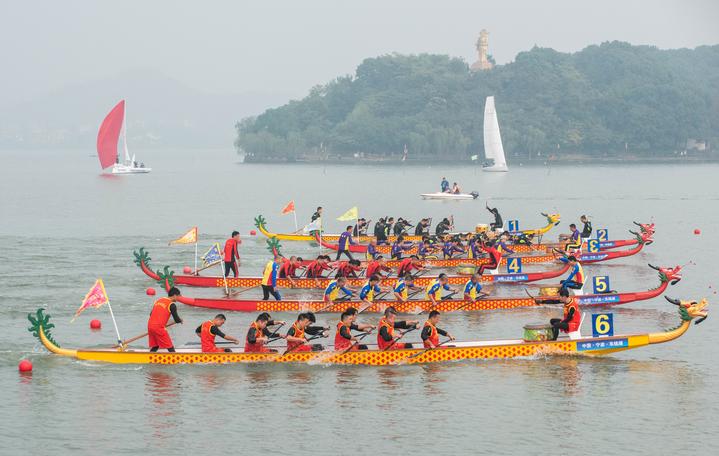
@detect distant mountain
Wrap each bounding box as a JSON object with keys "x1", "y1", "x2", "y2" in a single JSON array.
[
  {"x1": 0, "y1": 69, "x2": 292, "y2": 149},
  {"x1": 236, "y1": 42, "x2": 719, "y2": 161}
]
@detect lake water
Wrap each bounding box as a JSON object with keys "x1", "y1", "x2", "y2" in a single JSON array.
[{"x1": 1, "y1": 148, "x2": 717, "y2": 455}]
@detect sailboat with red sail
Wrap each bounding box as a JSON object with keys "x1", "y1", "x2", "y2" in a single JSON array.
[{"x1": 96, "y1": 100, "x2": 151, "y2": 174}]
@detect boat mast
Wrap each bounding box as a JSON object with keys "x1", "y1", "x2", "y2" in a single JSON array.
[{"x1": 122, "y1": 104, "x2": 131, "y2": 164}]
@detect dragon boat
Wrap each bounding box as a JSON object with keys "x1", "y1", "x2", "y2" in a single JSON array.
[
  {"x1": 168, "y1": 264, "x2": 682, "y2": 313},
  {"x1": 27, "y1": 297, "x2": 708, "y2": 366},
  {"x1": 134, "y1": 248, "x2": 571, "y2": 289},
  {"x1": 254, "y1": 213, "x2": 561, "y2": 244}
]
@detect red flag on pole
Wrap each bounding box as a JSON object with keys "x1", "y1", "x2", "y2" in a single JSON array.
[{"x1": 281, "y1": 200, "x2": 295, "y2": 214}]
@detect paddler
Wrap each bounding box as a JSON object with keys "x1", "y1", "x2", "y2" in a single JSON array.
[
  {"x1": 366, "y1": 238, "x2": 379, "y2": 261},
  {"x1": 223, "y1": 230, "x2": 241, "y2": 277},
  {"x1": 324, "y1": 276, "x2": 355, "y2": 303},
  {"x1": 467, "y1": 235, "x2": 483, "y2": 259},
  {"x1": 261, "y1": 256, "x2": 283, "y2": 301},
  {"x1": 279, "y1": 255, "x2": 304, "y2": 286},
  {"x1": 366, "y1": 255, "x2": 392, "y2": 278},
  {"x1": 550, "y1": 288, "x2": 581, "y2": 340},
  {"x1": 463, "y1": 273, "x2": 486, "y2": 301},
  {"x1": 393, "y1": 218, "x2": 413, "y2": 236},
  {"x1": 306, "y1": 255, "x2": 332, "y2": 281},
  {"x1": 495, "y1": 234, "x2": 515, "y2": 255},
  {"x1": 334, "y1": 307, "x2": 376, "y2": 351},
  {"x1": 476, "y1": 240, "x2": 501, "y2": 275},
  {"x1": 353, "y1": 218, "x2": 369, "y2": 237},
  {"x1": 486, "y1": 203, "x2": 503, "y2": 231},
  {"x1": 148, "y1": 287, "x2": 183, "y2": 353},
  {"x1": 580, "y1": 215, "x2": 592, "y2": 239},
  {"x1": 377, "y1": 307, "x2": 419, "y2": 350},
  {"x1": 414, "y1": 218, "x2": 431, "y2": 236},
  {"x1": 359, "y1": 275, "x2": 388, "y2": 307},
  {"x1": 336, "y1": 225, "x2": 356, "y2": 260},
  {"x1": 393, "y1": 273, "x2": 422, "y2": 302},
  {"x1": 391, "y1": 234, "x2": 413, "y2": 260},
  {"x1": 244, "y1": 312, "x2": 287, "y2": 353},
  {"x1": 426, "y1": 273, "x2": 458, "y2": 305},
  {"x1": 435, "y1": 217, "x2": 452, "y2": 236},
  {"x1": 397, "y1": 255, "x2": 426, "y2": 278},
  {"x1": 285, "y1": 312, "x2": 328, "y2": 352},
  {"x1": 195, "y1": 314, "x2": 240, "y2": 353},
  {"x1": 563, "y1": 223, "x2": 582, "y2": 252},
  {"x1": 559, "y1": 255, "x2": 585, "y2": 293},
  {"x1": 442, "y1": 236, "x2": 465, "y2": 259},
  {"x1": 421, "y1": 311, "x2": 455, "y2": 348},
  {"x1": 374, "y1": 218, "x2": 389, "y2": 245},
  {"x1": 332, "y1": 259, "x2": 362, "y2": 278}
]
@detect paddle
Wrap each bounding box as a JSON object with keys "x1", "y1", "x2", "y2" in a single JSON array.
[
  {"x1": 416, "y1": 291, "x2": 457, "y2": 315},
  {"x1": 382, "y1": 327, "x2": 417, "y2": 351},
  {"x1": 453, "y1": 292, "x2": 489, "y2": 312},
  {"x1": 113, "y1": 322, "x2": 177, "y2": 348},
  {"x1": 339, "y1": 330, "x2": 374, "y2": 354},
  {"x1": 281, "y1": 333, "x2": 327, "y2": 355},
  {"x1": 401, "y1": 337, "x2": 453, "y2": 361},
  {"x1": 315, "y1": 293, "x2": 354, "y2": 313}
]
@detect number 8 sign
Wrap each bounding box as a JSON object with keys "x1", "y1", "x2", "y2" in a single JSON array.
[{"x1": 592, "y1": 313, "x2": 614, "y2": 337}]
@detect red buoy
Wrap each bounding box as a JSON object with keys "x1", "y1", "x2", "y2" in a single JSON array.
[
  {"x1": 18, "y1": 359, "x2": 33, "y2": 373},
  {"x1": 146, "y1": 287, "x2": 156, "y2": 296},
  {"x1": 90, "y1": 319, "x2": 102, "y2": 330},
  {"x1": 250, "y1": 230, "x2": 257, "y2": 236},
  {"x1": 183, "y1": 266, "x2": 192, "y2": 274},
  {"x1": 694, "y1": 229, "x2": 701, "y2": 235}
]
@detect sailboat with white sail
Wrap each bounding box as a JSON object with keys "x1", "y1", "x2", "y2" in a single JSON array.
[
  {"x1": 96, "y1": 100, "x2": 151, "y2": 174},
  {"x1": 482, "y1": 96, "x2": 508, "y2": 172}
]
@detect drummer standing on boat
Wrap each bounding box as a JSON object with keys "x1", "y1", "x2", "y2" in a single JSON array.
[
  {"x1": 261, "y1": 256, "x2": 283, "y2": 300},
  {"x1": 148, "y1": 287, "x2": 183, "y2": 352},
  {"x1": 223, "y1": 231, "x2": 241, "y2": 277},
  {"x1": 336, "y1": 226, "x2": 356, "y2": 260}
]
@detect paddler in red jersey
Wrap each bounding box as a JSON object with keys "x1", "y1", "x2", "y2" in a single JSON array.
[
  {"x1": 285, "y1": 312, "x2": 328, "y2": 352},
  {"x1": 334, "y1": 307, "x2": 376, "y2": 351},
  {"x1": 332, "y1": 259, "x2": 362, "y2": 278},
  {"x1": 396, "y1": 255, "x2": 425, "y2": 278},
  {"x1": 148, "y1": 287, "x2": 183, "y2": 352},
  {"x1": 550, "y1": 288, "x2": 581, "y2": 340},
  {"x1": 195, "y1": 314, "x2": 240, "y2": 352},
  {"x1": 279, "y1": 255, "x2": 304, "y2": 286},
  {"x1": 223, "y1": 230, "x2": 241, "y2": 278},
  {"x1": 245, "y1": 312, "x2": 286, "y2": 353},
  {"x1": 377, "y1": 306, "x2": 418, "y2": 350},
  {"x1": 306, "y1": 255, "x2": 332, "y2": 286},
  {"x1": 476, "y1": 240, "x2": 502, "y2": 275},
  {"x1": 421, "y1": 310, "x2": 455, "y2": 348},
  {"x1": 366, "y1": 255, "x2": 392, "y2": 279}
]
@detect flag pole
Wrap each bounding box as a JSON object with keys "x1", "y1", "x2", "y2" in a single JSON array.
[
  {"x1": 219, "y1": 258, "x2": 229, "y2": 295},
  {"x1": 194, "y1": 242, "x2": 198, "y2": 274},
  {"x1": 106, "y1": 300, "x2": 122, "y2": 345},
  {"x1": 293, "y1": 210, "x2": 298, "y2": 232}
]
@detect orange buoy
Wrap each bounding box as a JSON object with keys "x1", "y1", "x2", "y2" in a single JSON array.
[
  {"x1": 183, "y1": 266, "x2": 192, "y2": 274},
  {"x1": 694, "y1": 229, "x2": 701, "y2": 235},
  {"x1": 250, "y1": 230, "x2": 257, "y2": 236},
  {"x1": 146, "y1": 287, "x2": 156, "y2": 296},
  {"x1": 18, "y1": 359, "x2": 33, "y2": 372},
  {"x1": 90, "y1": 319, "x2": 102, "y2": 330}
]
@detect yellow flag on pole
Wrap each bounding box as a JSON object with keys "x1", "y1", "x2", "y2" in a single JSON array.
[
  {"x1": 169, "y1": 227, "x2": 198, "y2": 245},
  {"x1": 337, "y1": 206, "x2": 358, "y2": 221},
  {"x1": 73, "y1": 279, "x2": 109, "y2": 320}
]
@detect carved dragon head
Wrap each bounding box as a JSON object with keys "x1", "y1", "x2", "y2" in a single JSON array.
[
  {"x1": 540, "y1": 212, "x2": 561, "y2": 226},
  {"x1": 27, "y1": 308, "x2": 59, "y2": 346},
  {"x1": 633, "y1": 221, "x2": 656, "y2": 236},
  {"x1": 156, "y1": 265, "x2": 175, "y2": 290},
  {"x1": 649, "y1": 264, "x2": 682, "y2": 285},
  {"x1": 266, "y1": 237, "x2": 282, "y2": 257},
  {"x1": 133, "y1": 248, "x2": 151, "y2": 268},
  {"x1": 665, "y1": 296, "x2": 708, "y2": 324},
  {"x1": 254, "y1": 215, "x2": 267, "y2": 229},
  {"x1": 629, "y1": 229, "x2": 653, "y2": 245}
]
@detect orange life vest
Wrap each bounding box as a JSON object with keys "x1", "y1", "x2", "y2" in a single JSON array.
[
  {"x1": 334, "y1": 321, "x2": 353, "y2": 351},
  {"x1": 244, "y1": 321, "x2": 265, "y2": 353},
  {"x1": 377, "y1": 317, "x2": 395, "y2": 350},
  {"x1": 286, "y1": 321, "x2": 306, "y2": 351},
  {"x1": 563, "y1": 298, "x2": 582, "y2": 332},
  {"x1": 423, "y1": 321, "x2": 439, "y2": 348},
  {"x1": 200, "y1": 320, "x2": 220, "y2": 352},
  {"x1": 148, "y1": 297, "x2": 172, "y2": 327}
]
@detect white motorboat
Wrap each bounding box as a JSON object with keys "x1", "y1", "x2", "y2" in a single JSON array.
[
  {"x1": 482, "y1": 96, "x2": 508, "y2": 172},
  {"x1": 97, "y1": 100, "x2": 152, "y2": 174},
  {"x1": 420, "y1": 191, "x2": 479, "y2": 200}
]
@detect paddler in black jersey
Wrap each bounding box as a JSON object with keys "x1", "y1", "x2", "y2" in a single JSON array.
[{"x1": 486, "y1": 203, "x2": 503, "y2": 231}]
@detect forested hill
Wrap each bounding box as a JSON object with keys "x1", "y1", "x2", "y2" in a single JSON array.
[{"x1": 235, "y1": 42, "x2": 719, "y2": 162}]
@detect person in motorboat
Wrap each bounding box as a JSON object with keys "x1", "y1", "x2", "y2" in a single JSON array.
[
  {"x1": 285, "y1": 312, "x2": 328, "y2": 352},
  {"x1": 549, "y1": 288, "x2": 581, "y2": 340},
  {"x1": 421, "y1": 311, "x2": 455, "y2": 348},
  {"x1": 441, "y1": 177, "x2": 450, "y2": 193},
  {"x1": 334, "y1": 307, "x2": 375, "y2": 351},
  {"x1": 195, "y1": 314, "x2": 241, "y2": 353},
  {"x1": 451, "y1": 182, "x2": 462, "y2": 194},
  {"x1": 244, "y1": 312, "x2": 286, "y2": 353},
  {"x1": 377, "y1": 307, "x2": 419, "y2": 350},
  {"x1": 426, "y1": 273, "x2": 458, "y2": 305},
  {"x1": 148, "y1": 287, "x2": 183, "y2": 353}
]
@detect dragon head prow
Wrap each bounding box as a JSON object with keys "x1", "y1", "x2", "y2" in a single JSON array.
[
  {"x1": 629, "y1": 229, "x2": 653, "y2": 245},
  {"x1": 254, "y1": 215, "x2": 267, "y2": 229},
  {"x1": 540, "y1": 212, "x2": 561, "y2": 225},
  {"x1": 665, "y1": 296, "x2": 708, "y2": 324},
  {"x1": 633, "y1": 221, "x2": 656, "y2": 236},
  {"x1": 649, "y1": 264, "x2": 682, "y2": 285}
]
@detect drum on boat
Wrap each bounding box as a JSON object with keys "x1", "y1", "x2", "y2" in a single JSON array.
[
  {"x1": 475, "y1": 224, "x2": 489, "y2": 233},
  {"x1": 539, "y1": 286, "x2": 561, "y2": 296},
  {"x1": 523, "y1": 323, "x2": 553, "y2": 342}
]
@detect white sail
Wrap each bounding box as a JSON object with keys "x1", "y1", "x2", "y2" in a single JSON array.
[{"x1": 482, "y1": 96, "x2": 508, "y2": 172}]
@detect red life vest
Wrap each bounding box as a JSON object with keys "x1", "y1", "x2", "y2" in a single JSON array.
[
  {"x1": 148, "y1": 297, "x2": 172, "y2": 328},
  {"x1": 377, "y1": 317, "x2": 395, "y2": 350},
  {"x1": 423, "y1": 321, "x2": 439, "y2": 348},
  {"x1": 366, "y1": 261, "x2": 380, "y2": 278},
  {"x1": 337, "y1": 262, "x2": 359, "y2": 277},
  {"x1": 397, "y1": 258, "x2": 413, "y2": 276},
  {"x1": 563, "y1": 298, "x2": 582, "y2": 332},
  {"x1": 200, "y1": 320, "x2": 221, "y2": 352},
  {"x1": 334, "y1": 321, "x2": 353, "y2": 351},
  {"x1": 244, "y1": 321, "x2": 266, "y2": 353},
  {"x1": 280, "y1": 260, "x2": 296, "y2": 278},
  {"x1": 286, "y1": 321, "x2": 306, "y2": 351}
]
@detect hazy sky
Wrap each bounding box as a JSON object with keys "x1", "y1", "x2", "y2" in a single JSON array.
[{"x1": 1, "y1": 0, "x2": 717, "y2": 105}]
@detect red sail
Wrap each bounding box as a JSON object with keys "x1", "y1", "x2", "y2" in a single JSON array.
[{"x1": 96, "y1": 100, "x2": 125, "y2": 170}]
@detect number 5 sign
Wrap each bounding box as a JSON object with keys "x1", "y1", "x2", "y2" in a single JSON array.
[
  {"x1": 592, "y1": 276, "x2": 611, "y2": 294},
  {"x1": 592, "y1": 313, "x2": 614, "y2": 337}
]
